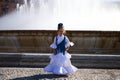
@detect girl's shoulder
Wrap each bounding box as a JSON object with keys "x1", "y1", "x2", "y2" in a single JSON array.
[{"x1": 64, "y1": 35, "x2": 68, "y2": 39}]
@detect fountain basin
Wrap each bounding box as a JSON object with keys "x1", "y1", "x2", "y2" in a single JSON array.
[{"x1": 0, "y1": 30, "x2": 119, "y2": 54}]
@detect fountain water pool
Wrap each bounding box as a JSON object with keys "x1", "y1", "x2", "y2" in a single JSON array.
[{"x1": 0, "y1": 0, "x2": 120, "y2": 31}]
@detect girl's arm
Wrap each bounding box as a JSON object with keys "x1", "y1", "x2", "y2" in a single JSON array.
[
  {"x1": 65, "y1": 46, "x2": 70, "y2": 51},
  {"x1": 65, "y1": 36, "x2": 71, "y2": 51},
  {"x1": 65, "y1": 36, "x2": 74, "y2": 51},
  {"x1": 52, "y1": 48, "x2": 57, "y2": 55},
  {"x1": 50, "y1": 37, "x2": 57, "y2": 55}
]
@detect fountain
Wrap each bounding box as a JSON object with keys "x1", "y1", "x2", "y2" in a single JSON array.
[
  {"x1": 0, "y1": 0, "x2": 120, "y2": 68},
  {"x1": 0, "y1": 0, "x2": 119, "y2": 53},
  {"x1": 0, "y1": 0, "x2": 120, "y2": 31}
]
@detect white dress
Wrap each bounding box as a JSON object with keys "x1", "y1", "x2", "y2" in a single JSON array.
[{"x1": 44, "y1": 35, "x2": 78, "y2": 75}]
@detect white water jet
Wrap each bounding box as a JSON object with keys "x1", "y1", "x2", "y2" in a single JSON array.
[{"x1": 0, "y1": 0, "x2": 120, "y2": 31}]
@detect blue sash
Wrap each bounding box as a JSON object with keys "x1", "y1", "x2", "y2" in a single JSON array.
[{"x1": 55, "y1": 36, "x2": 66, "y2": 55}]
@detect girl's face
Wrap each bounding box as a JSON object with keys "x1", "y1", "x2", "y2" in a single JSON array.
[{"x1": 58, "y1": 28, "x2": 65, "y2": 36}]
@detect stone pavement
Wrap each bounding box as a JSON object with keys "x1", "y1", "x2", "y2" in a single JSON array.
[{"x1": 0, "y1": 68, "x2": 120, "y2": 80}]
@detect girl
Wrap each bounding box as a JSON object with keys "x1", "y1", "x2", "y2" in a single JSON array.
[{"x1": 44, "y1": 23, "x2": 78, "y2": 75}]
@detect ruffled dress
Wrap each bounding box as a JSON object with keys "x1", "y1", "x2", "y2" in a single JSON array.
[{"x1": 44, "y1": 35, "x2": 78, "y2": 75}]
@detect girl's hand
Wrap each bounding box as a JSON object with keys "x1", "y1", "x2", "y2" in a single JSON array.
[
  {"x1": 66, "y1": 46, "x2": 70, "y2": 51},
  {"x1": 53, "y1": 49, "x2": 57, "y2": 55}
]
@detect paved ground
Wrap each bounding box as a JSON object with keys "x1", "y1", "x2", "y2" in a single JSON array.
[{"x1": 0, "y1": 68, "x2": 120, "y2": 80}]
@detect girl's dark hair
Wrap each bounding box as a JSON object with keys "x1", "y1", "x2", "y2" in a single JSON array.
[{"x1": 58, "y1": 23, "x2": 64, "y2": 30}]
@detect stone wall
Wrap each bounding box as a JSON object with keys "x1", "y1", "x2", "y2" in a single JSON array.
[
  {"x1": 0, "y1": 1, "x2": 16, "y2": 16},
  {"x1": 0, "y1": 30, "x2": 119, "y2": 54}
]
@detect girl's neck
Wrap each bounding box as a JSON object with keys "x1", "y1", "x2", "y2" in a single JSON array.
[{"x1": 58, "y1": 34, "x2": 64, "y2": 37}]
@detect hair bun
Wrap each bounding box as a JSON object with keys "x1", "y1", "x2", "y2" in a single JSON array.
[{"x1": 58, "y1": 23, "x2": 63, "y2": 29}]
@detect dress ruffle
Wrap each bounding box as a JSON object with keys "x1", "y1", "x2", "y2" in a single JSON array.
[
  {"x1": 44, "y1": 52, "x2": 78, "y2": 75},
  {"x1": 50, "y1": 43, "x2": 57, "y2": 49}
]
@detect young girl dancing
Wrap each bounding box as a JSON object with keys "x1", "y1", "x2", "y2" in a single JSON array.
[{"x1": 44, "y1": 23, "x2": 78, "y2": 75}]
